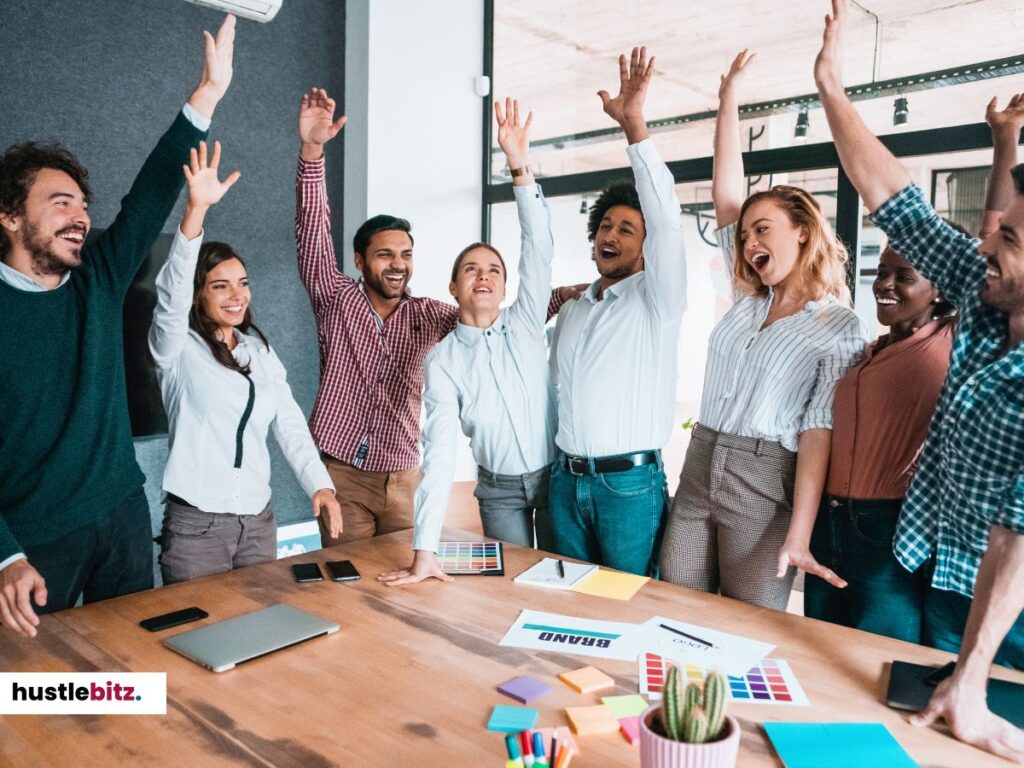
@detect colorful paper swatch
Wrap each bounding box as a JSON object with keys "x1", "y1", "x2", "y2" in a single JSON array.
[
  {"x1": 639, "y1": 653, "x2": 809, "y2": 706},
  {"x1": 486, "y1": 704, "x2": 539, "y2": 732},
  {"x1": 763, "y1": 723, "x2": 918, "y2": 768},
  {"x1": 601, "y1": 694, "x2": 649, "y2": 718},
  {"x1": 558, "y1": 665, "x2": 615, "y2": 694},
  {"x1": 565, "y1": 704, "x2": 621, "y2": 736},
  {"x1": 497, "y1": 675, "x2": 552, "y2": 704},
  {"x1": 437, "y1": 541, "x2": 504, "y2": 575},
  {"x1": 571, "y1": 569, "x2": 649, "y2": 601},
  {"x1": 619, "y1": 715, "x2": 642, "y2": 745}
]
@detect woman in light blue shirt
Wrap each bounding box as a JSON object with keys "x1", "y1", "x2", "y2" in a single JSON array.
[
  {"x1": 379, "y1": 100, "x2": 568, "y2": 586},
  {"x1": 149, "y1": 141, "x2": 341, "y2": 584}
]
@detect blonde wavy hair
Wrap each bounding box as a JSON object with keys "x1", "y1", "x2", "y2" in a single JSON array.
[{"x1": 733, "y1": 185, "x2": 851, "y2": 306}]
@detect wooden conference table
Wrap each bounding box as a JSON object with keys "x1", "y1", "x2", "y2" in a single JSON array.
[{"x1": 1, "y1": 529, "x2": 1021, "y2": 767}]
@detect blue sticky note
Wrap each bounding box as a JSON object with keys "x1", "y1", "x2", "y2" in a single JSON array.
[
  {"x1": 487, "y1": 705, "x2": 539, "y2": 733},
  {"x1": 763, "y1": 723, "x2": 918, "y2": 768}
]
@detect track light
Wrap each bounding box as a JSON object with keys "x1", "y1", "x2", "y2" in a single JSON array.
[
  {"x1": 794, "y1": 108, "x2": 809, "y2": 141},
  {"x1": 580, "y1": 197, "x2": 589, "y2": 215},
  {"x1": 893, "y1": 96, "x2": 909, "y2": 126}
]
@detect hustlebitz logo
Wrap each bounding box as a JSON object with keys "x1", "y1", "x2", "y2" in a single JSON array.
[
  {"x1": 11, "y1": 680, "x2": 142, "y2": 702},
  {"x1": 0, "y1": 673, "x2": 166, "y2": 715}
]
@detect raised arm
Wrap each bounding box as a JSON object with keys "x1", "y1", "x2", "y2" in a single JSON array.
[
  {"x1": 981, "y1": 94, "x2": 1024, "y2": 238},
  {"x1": 814, "y1": 0, "x2": 910, "y2": 212},
  {"x1": 600, "y1": 46, "x2": 686, "y2": 321},
  {"x1": 295, "y1": 87, "x2": 349, "y2": 311},
  {"x1": 89, "y1": 15, "x2": 234, "y2": 291},
  {"x1": 495, "y1": 98, "x2": 555, "y2": 334},
  {"x1": 149, "y1": 141, "x2": 239, "y2": 369},
  {"x1": 713, "y1": 50, "x2": 756, "y2": 228}
]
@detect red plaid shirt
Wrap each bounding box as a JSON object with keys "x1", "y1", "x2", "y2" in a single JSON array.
[{"x1": 295, "y1": 157, "x2": 459, "y2": 471}]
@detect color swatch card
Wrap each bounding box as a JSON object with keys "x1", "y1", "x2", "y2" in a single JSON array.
[
  {"x1": 486, "y1": 704, "x2": 539, "y2": 732},
  {"x1": 639, "y1": 653, "x2": 808, "y2": 706},
  {"x1": 763, "y1": 723, "x2": 918, "y2": 768},
  {"x1": 571, "y1": 569, "x2": 649, "y2": 601},
  {"x1": 436, "y1": 541, "x2": 504, "y2": 575},
  {"x1": 514, "y1": 558, "x2": 598, "y2": 590},
  {"x1": 500, "y1": 610, "x2": 641, "y2": 660},
  {"x1": 637, "y1": 616, "x2": 774, "y2": 675}
]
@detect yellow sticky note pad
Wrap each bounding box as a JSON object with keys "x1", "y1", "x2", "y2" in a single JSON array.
[
  {"x1": 558, "y1": 666, "x2": 615, "y2": 694},
  {"x1": 571, "y1": 569, "x2": 649, "y2": 601},
  {"x1": 565, "y1": 704, "x2": 621, "y2": 736}
]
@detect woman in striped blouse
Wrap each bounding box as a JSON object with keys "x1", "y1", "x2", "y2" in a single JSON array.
[{"x1": 659, "y1": 51, "x2": 869, "y2": 610}]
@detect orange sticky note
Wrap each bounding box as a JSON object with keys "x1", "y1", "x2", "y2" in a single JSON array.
[
  {"x1": 565, "y1": 704, "x2": 621, "y2": 736},
  {"x1": 558, "y1": 666, "x2": 614, "y2": 694}
]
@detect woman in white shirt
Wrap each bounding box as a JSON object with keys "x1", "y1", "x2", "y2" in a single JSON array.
[
  {"x1": 659, "y1": 52, "x2": 868, "y2": 610},
  {"x1": 378, "y1": 99, "x2": 561, "y2": 586},
  {"x1": 149, "y1": 141, "x2": 341, "y2": 584}
]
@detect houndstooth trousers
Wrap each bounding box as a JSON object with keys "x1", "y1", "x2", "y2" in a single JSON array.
[{"x1": 660, "y1": 424, "x2": 798, "y2": 611}]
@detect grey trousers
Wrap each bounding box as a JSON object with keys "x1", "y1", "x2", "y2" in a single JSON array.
[
  {"x1": 159, "y1": 500, "x2": 277, "y2": 585},
  {"x1": 474, "y1": 465, "x2": 554, "y2": 551},
  {"x1": 660, "y1": 424, "x2": 797, "y2": 611}
]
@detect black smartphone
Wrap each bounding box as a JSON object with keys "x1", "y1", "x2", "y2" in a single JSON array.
[
  {"x1": 140, "y1": 606, "x2": 208, "y2": 632},
  {"x1": 291, "y1": 562, "x2": 324, "y2": 582},
  {"x1": 326, "y1": 560, "x2": 361, "y2": 582},
  {"x1": 924, "y1": 661, "x2": 956, "y2": 687}
]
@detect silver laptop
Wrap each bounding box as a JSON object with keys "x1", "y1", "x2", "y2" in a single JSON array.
[{"x1": 163, "y1": 604, "x2": 339, "y2": 672}]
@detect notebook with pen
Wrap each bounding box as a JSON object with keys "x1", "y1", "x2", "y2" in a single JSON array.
[{"x1": 514, "y1": 557, "x2": 597, "y2": 589}]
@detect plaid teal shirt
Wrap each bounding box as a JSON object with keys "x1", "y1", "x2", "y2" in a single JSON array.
[{"x1": 871, "y1": 184, "x2": 1024, "y2": 599}]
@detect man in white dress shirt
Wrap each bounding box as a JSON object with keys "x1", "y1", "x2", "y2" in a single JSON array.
[{"x1": 547, "y1": 46, "x2": 687, "y2": 576}]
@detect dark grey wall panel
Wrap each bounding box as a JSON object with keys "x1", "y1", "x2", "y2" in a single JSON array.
[{"x1": 0, "y1": 0, "x2": 346, "y2": 535}]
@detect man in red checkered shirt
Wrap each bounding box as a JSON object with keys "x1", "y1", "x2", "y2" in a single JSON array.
[{"x1": 294, "y1": 88, "x2": 574, "y2": 546}]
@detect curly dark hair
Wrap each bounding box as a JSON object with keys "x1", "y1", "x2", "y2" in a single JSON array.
[
  {"x1": 189, "y1": 242, "x2": 269, "y2": 373},
  {"x1": 586, "y1": 181, "x2": 642, "y2": 242},
  {"x1": 0, "y1": 142, "x2": 91, "y2": 260}
]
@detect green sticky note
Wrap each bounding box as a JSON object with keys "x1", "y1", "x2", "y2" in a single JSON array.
[
  {"x1": 601, "y1": 694, "x2": 649, "y2": 719},
  {"x1": 763, "y1": 723, "x2": 918, "y2": 768},
  {"x1": 487, "y1": 705, "x2": 539, "y2": 733}
]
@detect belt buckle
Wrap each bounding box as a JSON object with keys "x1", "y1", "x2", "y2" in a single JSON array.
[{"x1": 566, "y1": 456, "x2": 587, "y2": 476}]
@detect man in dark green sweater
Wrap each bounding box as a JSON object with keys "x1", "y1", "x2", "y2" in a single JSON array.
[{"x1": 0, "y1": 15, "x2": 237, "y2": 638}]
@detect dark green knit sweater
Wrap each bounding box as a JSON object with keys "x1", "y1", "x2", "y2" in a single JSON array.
[{"x1": 0, "y1": 112, "x2": 206, "y2": 561}]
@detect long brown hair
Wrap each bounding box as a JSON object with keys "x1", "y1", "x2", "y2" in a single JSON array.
[
  {"x1": 189, "y1": 241, "x2": 269, "y2": 373},
  {"x1": 734, "y1": 185, "x2": 851, "y2": 305}
]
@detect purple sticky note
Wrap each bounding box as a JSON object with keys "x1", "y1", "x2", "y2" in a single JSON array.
[{"x1": 497, "y1": 675, "x2": 553, "y2": 704}]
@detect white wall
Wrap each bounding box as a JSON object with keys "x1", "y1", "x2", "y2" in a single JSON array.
[{"x1": 345, "y1": 0, "x2": 485, "y2": 480}]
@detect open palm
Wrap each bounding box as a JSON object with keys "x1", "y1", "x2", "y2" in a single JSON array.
[
  {"x1": 598, "y1": 45, "x2": 653, "y2": 127},
  {"x1": 719, "y1": 49, "x2": 757, "y2": 100},
  {"x1": 184, "y1": 141, "x2": 240, "y2": 208},
  {"x1": 299, "y1": 87, "x2": 347, "y2": 146},
  {"x1": 986, "y1": 93, "x2": 1024, "y2": 130},
  {"x1": 494, "y1": 97, "x2": 532, "y2": 167}
]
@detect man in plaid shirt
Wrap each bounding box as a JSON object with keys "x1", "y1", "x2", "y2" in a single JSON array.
[
  {"x1": 294, "y1": 89, "x2": 572, "y2": 546},
  {"x1": 816, "y1": 1, "x2": 1024, "y2": 760}
]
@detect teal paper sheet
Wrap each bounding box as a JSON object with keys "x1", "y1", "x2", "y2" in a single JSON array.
[{"x1": 763, "y1": 722, "x2": 919, "y2": 768}]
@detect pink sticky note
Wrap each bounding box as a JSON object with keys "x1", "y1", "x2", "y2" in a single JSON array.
[{"x1": 619, "y1": 715, "x2": 641, "y2": 746}]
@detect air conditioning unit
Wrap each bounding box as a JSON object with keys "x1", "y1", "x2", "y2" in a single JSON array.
[{"x1": 183, "y1": 0, "x2": 282, "y2": 23}]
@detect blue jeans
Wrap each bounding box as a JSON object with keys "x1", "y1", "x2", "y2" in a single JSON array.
[
  {"x1": 924, "y1": 583, "x2": 1024, "y2": 670},
  {"x1": 805, "y1": 495, "x2": 928, "y2": 643},
  {"x1": 547, "y1": 451, "x2": 668, "y2": 576}
]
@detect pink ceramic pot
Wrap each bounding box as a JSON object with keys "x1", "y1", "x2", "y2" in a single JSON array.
[{"x1": 639, "y1": 705, "x2": 741, "y2": 768}]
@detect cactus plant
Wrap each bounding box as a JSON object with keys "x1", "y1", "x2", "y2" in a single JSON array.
[{"x1": 658, "y1": 666, "x2": 730, "y2": 744}]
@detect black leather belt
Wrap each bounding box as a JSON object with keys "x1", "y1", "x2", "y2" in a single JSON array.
[{"x1": 562, "y1": 451, "x2": 659, "y2": 476}]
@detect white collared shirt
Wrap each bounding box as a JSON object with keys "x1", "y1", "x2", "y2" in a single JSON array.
[
  {"x1": 413, "y1": 183, "x2": 557, "y2": 552},
  {"x1": 699, "y1": 223, "x2": 869, "y2": 451},
  {"x1": 148, "y1": 228, "x2": 331, "y2": 515},
  {"x1": 550, "y1": 138, "x2": 687, "y2": 458}
]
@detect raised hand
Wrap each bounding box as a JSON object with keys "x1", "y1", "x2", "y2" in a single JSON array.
[
  {"x1": 494, "y1": 97, "x2": 533, "y2": 170},
  {"x1": 814, "y1": 0, "x2": 848, "y2": 91},
  {"x1": 986, "y1": 93, "x2": 1024, "y2": 133},
  {"x1": 183, "y1": 141, "x2": 241, "y2": 209},
  {"x1": 188, "y1": 14, "x2": 236, "y2": 117},
  {"x1": 719, "y1": 49, "x2": 757, "y2": 100},
  {"x1": 597, "y1": 45, "x2": 654, "y2": 144},
  {"x1": 299, "y1": 87, "x2": 348, "y2": 159}
]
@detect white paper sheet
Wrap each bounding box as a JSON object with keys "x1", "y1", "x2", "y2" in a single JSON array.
[
  {"x1": 635, "y1": 616, "x2": 775, "y2": 675},
  {"x1": 499, "y1": 609, "x2": 642, "y2": 660},
  {"x1": 513, "y1": 558, "x2": 598, "y2": 590}
]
